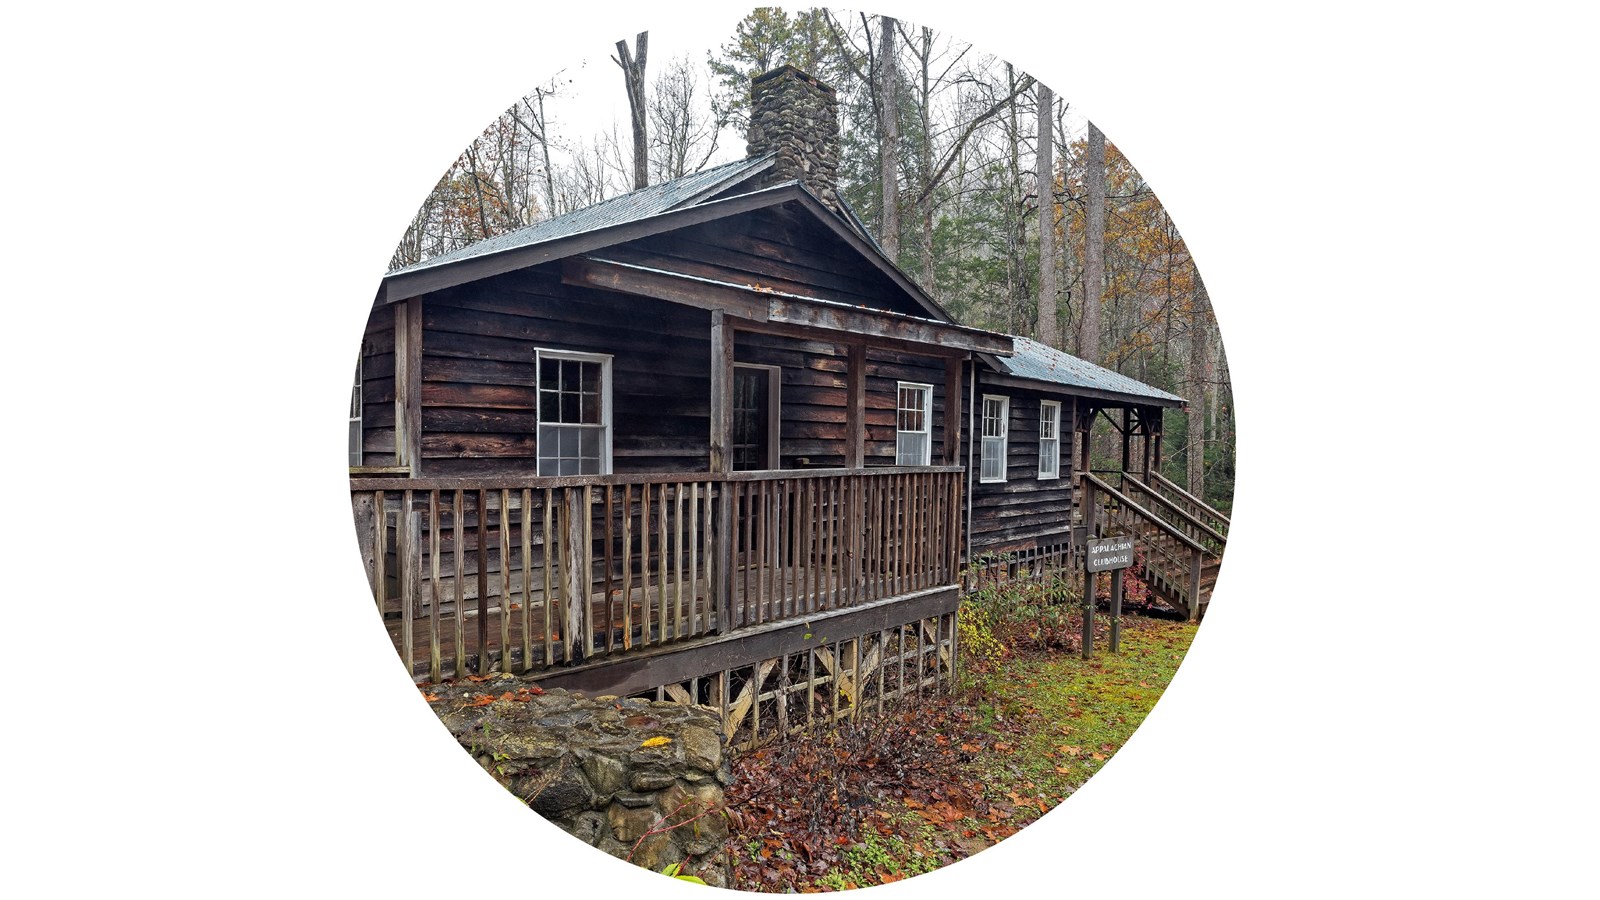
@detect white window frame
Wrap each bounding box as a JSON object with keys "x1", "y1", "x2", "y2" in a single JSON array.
[
  {"x1": 895, "y1": 381, "x2": 933, "y2": 466},
  {"x1": 1038, "y1": 399, "x2": 1061, "y2": 481},
  {"x1": 535, "y1": 348, "x2": 613, "y2": 477},
  {"x1": 349, "y1": 353, "x2": 363, "y2": 467},
  {"x1": 980, "y1": 394, "x2": 1010, "y2": 483}
]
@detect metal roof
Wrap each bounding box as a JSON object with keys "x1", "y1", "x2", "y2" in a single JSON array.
[
  {"x1": 989, "y1": 337, "x2": 1186, "y2": 405},
  {"x1": 390, "y1": 154, "x2": 774, "y2": 276}
]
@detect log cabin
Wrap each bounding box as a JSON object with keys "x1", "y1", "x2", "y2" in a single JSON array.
[{"x1": 349, "y1": 66, "x2": 1225, "y2": 746}]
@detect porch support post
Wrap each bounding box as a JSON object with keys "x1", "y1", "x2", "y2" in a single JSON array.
[
  {"x1": 393, "y1": 298, "x2": 424, "y2": 475},
  {"x1": 846, "y1": 342, "x2": 865, "y2": 468},
  {"x1": 710, "y1": 311, "x2": 735, "y2": 631},
  {"x1": 1140, "y1": 407, "x2": 1154, "y2": 478},
  {"x1": 1120, "y1": 407, "x2": 1132, "y2": 475}
]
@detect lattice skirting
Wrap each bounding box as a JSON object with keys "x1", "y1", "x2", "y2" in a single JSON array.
[{"x1": 635, "y1": 611, "x2": 958, "y2": 751}]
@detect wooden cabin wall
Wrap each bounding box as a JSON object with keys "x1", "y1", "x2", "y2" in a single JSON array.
[
  {"x1": 602, "y1": 203, "x2": 935, "y2": 320},
  {"x1": 735, "y1": 331, "x2": 847, "y2": 469},
  {"x1": 733, "y1": 334, "x2": 951, "y2": 470},
  {"x1": 864, "y1": 348, "x2": 947, "y2": 466},
  {"x1": 358, "y1": 307, "x2": 398, "y2": 467},
  {"x1": 961, "y1": 373, "x2": 1078, "y2": 554},
  {"x1": 418, "y1": 265, "x2": 712, "y2": 476}
]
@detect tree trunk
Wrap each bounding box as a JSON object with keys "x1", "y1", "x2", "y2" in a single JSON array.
[
  {"x1": 1186, "y1": 272, "x2": 1210, "y2": 496},
  {"x1": 1082, "y1": 121, "x2": 1106, "y2": 364},
  {"x1": 877, "y1": 15, "x2": 900, "y2": 262},
  {"x1": 1036, "y1": 83, "x2": 1059, "y2": 346},
  {"x1": 614, "y1": 32, "x2": 649, "y2": 191}
]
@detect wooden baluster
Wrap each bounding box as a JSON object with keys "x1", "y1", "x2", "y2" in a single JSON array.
[
  {"x1": 474, "y1": 489, "x2": 489, "y2": 673},
  {"x1": 562, "y1": 488, "x2": 586, "y2": 663},
  {"x1": 582, "y1": 485, "x2": 595, "y2": 658},
  {"x1": 453, "y1": 490, "x2": 465, "y2": 676},
  {"x1": 428, "y1": 490, "x2": 442, "y2": 682},
  {"x1": 541, "y1": 488, "x2": 554, "y2": 666},
  {"x1": 400, "y1": 490, "x2": 415, "y2": 679},
  {"x1": 689, "y1": 482, "x2": 700, "y2": 637},
  {"x1": 499, "y1": 489, "x2": 512, "y2": 672},
  {"x1": 755, "y1": 481, "x2": 767, "y2": 625},
  {"x1": 520, "y1": 488, "x2": 532, "y2": 672},
  {"x1": 620, "y1": 485, "x2": 633, "y2": 650},
  {"x1": 373, "y1": 492, "x2": 387, "y2": 625},
  {"x1": 639, "y1": 482, "x2": 652, "y2": 647},
  {"x1": 604, "y1": 485, "x2": 615, "y2": 654},
  {"x1": 658, "y1": 482, "x2": 670, "y2": 642}
]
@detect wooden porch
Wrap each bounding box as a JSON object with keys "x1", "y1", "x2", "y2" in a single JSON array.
[{"x1": 351, "y1": 466, "x2": 964, "y2": 684}]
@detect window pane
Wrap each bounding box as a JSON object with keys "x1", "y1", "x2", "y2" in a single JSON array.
[
  {"x1": 559, "y1": 458, "x2": 579, "y2": 476},
  {"x1": 559, "y1": 427, "x2": 578, "y2": 457},
  {"x1": 581, "y1": 392, "x2": 601, "y2": 425},
  {"x1": 541, "y1": 356, "x2": 560, "y2": 385},
  {"x1": 540, "y1": 390, "x2": 559, "y2": 421},
  {"x1": 579, "y1": 428, "x2": 598, "y2": 460},
  {"x1": 348, "y1": 421, "x2": 361, "y2": 466},
  {"x1": 560, "y1": 391, "x2": 578, "y2": 423},
  {"x1": 1040, "y1": 438, "x2": 1057, "y2": 476},
  {"x1": 579, "y1": 455, "x2": 599, "y2": 475},
  {"x1": 579, "y1": 361, "x2": 598, "y2": 394}
]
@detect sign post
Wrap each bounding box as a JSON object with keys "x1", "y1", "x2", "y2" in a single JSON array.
[{"x1": 1085, "y1": 535, "x2": 1135, "y2": 657}]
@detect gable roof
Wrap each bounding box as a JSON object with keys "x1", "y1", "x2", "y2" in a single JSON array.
[
  {"x1": 981, "y1": 337, "x2": 1186, "y2": 407},
  {"x1": 391, "y1": 154, "x2": 775, "y2": 279},
  {"x1": 379, "y1": 158, "x2": 954, "y2": 326}
]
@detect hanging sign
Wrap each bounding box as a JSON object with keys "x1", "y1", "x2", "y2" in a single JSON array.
[{"x1": 1086, "y1": 535, "x2": 1135, "y2": 573}]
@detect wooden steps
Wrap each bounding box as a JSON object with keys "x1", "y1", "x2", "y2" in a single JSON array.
[{"x1": 1083, "y1": 472, "x2": 1227, "y2": 621}]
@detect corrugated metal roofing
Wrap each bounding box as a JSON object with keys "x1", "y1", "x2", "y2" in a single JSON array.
[
  {"x1": 991, "y1": 337, "x2": 1186, "y2": 405},
  {"x1": 391, "y1": 154, "x2": 774, "y2": 275}
]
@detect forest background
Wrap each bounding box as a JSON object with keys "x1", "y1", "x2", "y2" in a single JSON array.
[{"x1": 387, "y1": 6, "x2": 1233, "y2": 511}]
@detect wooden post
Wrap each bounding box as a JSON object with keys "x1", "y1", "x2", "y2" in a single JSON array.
[
  {"x1": 1120, "y1": 407, "x2": 1132, "y2": 475},
  {"x1": 1187, "y1": 547, "x2": 1204, "y2": 623},
  {"x1": 846, "y1": 342, "x2": 865, "y2": 468},
  {"x1": 709, "y1": 314, "x2": 735, "y2": 633},
  {"x1": 351, "y1": 492, "x2": 377, "y2": 594},
  {"x1": 1108, "y1": 567, "x2": 1123, "y2": 653},
  {"x1": 475, "y1": 489, "x2": 489, "y2": 673},
  {"x1": 1139, "y1": 408, "x2": 1154, "y2": 478},
  {"x1": 563, "y1": 488, "x2": 586, "y2": 663}
]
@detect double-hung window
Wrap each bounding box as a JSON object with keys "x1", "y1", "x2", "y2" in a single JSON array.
[
  {"x1": 896, "y1": 382, "x2": 933, "y2": 466},
  {"x1": 348, "y1": 354, "x2": 363, "y2": 467},
  {"x1": 537, "y1": 349, "x2": 612, "y2": 476},
  {"x1": 1038, "y1": 400, "x2": 1061, "y2": 480},
  {"x1": 980, "y1": 395, "x2": 1009, "y2": 482}
]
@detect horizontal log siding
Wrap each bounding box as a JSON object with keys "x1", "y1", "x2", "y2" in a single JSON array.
[
  {"x1": 962, "y1": 374, "x2": 1078, "y2": 553},
  {"x1": 419, "y1": 267, "x2": 713, "y2": 476},
  {"x1": 734, "y1": 330, "x2": 848, "y2": 469},
  {"x1": 601, "y1": 203, "x2": 934, "y2": 319},
  {"x1": 359, "y1": 307, "x2": 398, "y2": 465}
]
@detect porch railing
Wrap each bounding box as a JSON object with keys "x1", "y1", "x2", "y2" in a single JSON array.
[{"x1": 350, "y1": 466, "x2": 963, "y2": 681}]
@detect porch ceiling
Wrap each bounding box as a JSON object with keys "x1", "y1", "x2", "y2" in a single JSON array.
[{"x1": 561, "y1": 255, "x2": 1014, "y2": 357}]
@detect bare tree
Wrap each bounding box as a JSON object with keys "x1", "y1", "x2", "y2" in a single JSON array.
[
  {"x1": 1186, "y1": 271, "x2": 1211, "y2": 495},
  {"x1": 1036, "y1": 82, "x2": 1059, "y2": 346},
  {"x1": 1081, "y1": 121, "x2": 1106, "y2": 363},
  {"x1": 877, "y1": 15, "x2": 900, "y2": 261},
  {"x1": 613, "y1": 32, "x2": 649, "y2": 190},
  {"x1": 649, "y1": 55, "x2": 721, "y2": 183}
]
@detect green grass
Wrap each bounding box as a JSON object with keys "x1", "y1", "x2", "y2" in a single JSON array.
[{"x1": 971, "y1": 616, "x2": 1197, "y2": 811}]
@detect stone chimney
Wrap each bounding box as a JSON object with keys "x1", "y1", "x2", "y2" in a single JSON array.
[{"x1": 746, "y1": 65, "x2": 842, "y2": 214}]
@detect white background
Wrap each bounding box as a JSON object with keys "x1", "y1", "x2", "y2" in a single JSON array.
[{"x1": 4, "y1": 2, "x2": 1596, "y2": 896}]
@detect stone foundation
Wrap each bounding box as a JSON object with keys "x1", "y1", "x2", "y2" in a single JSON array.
[{"x1": 430, "y1": 678, "x2": 731, "y2": 887}]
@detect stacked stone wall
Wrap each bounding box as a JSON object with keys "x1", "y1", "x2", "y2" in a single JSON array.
[{"x1": 431, "y1": 679, "x2": 731, "y2": 887}]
